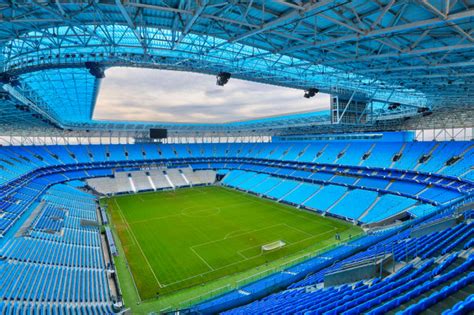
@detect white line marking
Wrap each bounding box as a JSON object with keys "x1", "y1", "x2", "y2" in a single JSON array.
[
  {"x1": 190, "y1": 247, "x2": 214, "y2": 271},
  {"x1": 237, "y1": 226, "x2": 337, "y2": 259},
  {"x1": 163, "y1": 226, "x2": 339, "y2": 287},
  {"x1": 114, "y1": 199, "x2": 163, "y2": 288},
  {"x1": 113, "y1": 186, "x2": 354, "y2": 289},
  {"x1": 191, "y1": 223, "x2": 287, "y2": 250}
]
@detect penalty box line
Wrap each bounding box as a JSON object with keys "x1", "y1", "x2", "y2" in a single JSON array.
[
  {"x1": 236, "y1": 226, "x2": 338, "y2": 259},
  {"x1": 189, "y1": 223, "x2": 330, "y2": 270},
  {"x1": 189, "y1": 246, "x2": 215, "y2": 272},
  {"x1": 163, "y1": 226, "x2": 338, "y2": 288},
  {"x1": 165, "y1": 224, "x2": 287, "y2": 287}
]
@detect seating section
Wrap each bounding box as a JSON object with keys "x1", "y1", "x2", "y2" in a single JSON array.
[
  {"x1": 0, "y1": 184, "x2": 113, "y2": 313},
  {"x1": 114, "y1": 172, "x2": 133, "y2": 193},
  {"x1": 33, "y1": 204, "x2": 66, "y2": 233},
  {"x1": 360, "y1": 195, "x2": 418, "y2": 223},
  {"x1": 283, "y1": 183, "x2": 321, "y2": 205},
  {"x1": 189, "y1": 169, "x2": 216, "y2": 185},
  {"x1": 222, "y1": 211, "x2": 474, "y2": 315},
  {"x1": 445, "y1": 292, "x2": 474, "y2": 314},
  {"x1": 149, "y1": 169, "x2": 172, "y2": 190},
  {"x1": 328, "y1": 189, "x2": 378, "y2": 219},
  {"x1": 131, "y1": 171, "x2": 153, "y2": 191},
  {"x1": 221, "y1": 169, "x2": 445, "y2": 223},
  {"x1": 166, "y1": 168, "x2": 188, "y2": 186},
  {"x1": 87, "y1": 168, "x2": 216, "y2": 195},
  {"x1": 0, "y1": 141, "x2": 472, "y2": 314},
  {"x1": 0, "y1": 141, "x2": 472, "y2": 185},
  {"x1": 305, "y1": 184, "x2": 348, "y2": 212},
  {"x1": 392, "y1": 222, "x2": 474, "y2": 261},
  {"x1": 0, "y1": 179, "x2": 49, "y2": 238},
  {"x1": 266, "y1": 180, "x2": 299, "y2": 200}
]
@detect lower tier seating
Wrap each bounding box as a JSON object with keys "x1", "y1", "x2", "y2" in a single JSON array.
[
  {"x1": 221, "y1": 210, "x2": 474, "y2": 315},
  {"x1": 0, "y1": 184, "x2": 114, "y2": 314},
  {"x1": 222, "y1": 170, "x2": 439, "y2": 224}
]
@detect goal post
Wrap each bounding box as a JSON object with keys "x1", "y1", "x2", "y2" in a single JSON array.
[{"x1": 261, "y1": 240, "x2": 286, "y2": 252}]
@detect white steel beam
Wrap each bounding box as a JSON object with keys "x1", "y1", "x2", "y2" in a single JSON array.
[
  {"x1": 229, "y1": 0, "x2": 336, "y2": 43},
  {"x1": 115, "y1": 0, "x2": 147, "y2": 51},
  {"x1": 281, "y1": 8, "x2": 474, "y2": 53}
]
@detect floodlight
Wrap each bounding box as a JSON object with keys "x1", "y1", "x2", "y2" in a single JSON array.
[
  {"x1": 388, "y1": 103, "x2": 400, "y2": 110},
  {"x1": 216, "y1": 72, "x2": 231, "y2": 86},
  {"x1": 0, "y1": 72, "x2": 20, "y2": 86},
  {"x1": 304, "y1": 88, "x2": 319, "y2": 98},
  {"x1": 85, "y1": 62, "x2": 105, "y2": 79}
]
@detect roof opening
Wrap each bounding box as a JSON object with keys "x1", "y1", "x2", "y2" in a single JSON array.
[{"x1": 93, "y1": 67, "x2": 329, "y2": 123}]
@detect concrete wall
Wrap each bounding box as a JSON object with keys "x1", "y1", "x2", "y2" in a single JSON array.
[
  {"x1": 324, "y1": 254, "x2": 393, "y2": 287},
  {"x1": 325, "y1": 263, "x2": 378, "y2": 287}
]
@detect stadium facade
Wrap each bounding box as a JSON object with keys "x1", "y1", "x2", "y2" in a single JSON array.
[{"x1": 0, "y1": 1, "x2": 473, "y2": 314}]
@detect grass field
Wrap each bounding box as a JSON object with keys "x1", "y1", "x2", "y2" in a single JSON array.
[{"x1": 107, "y1": 186, "x2": 361, "y2": 301}]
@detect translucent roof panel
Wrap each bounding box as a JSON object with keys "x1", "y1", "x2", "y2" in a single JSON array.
[{"x1": 20, "y1": 68, "x2": 99, "y2": 124}]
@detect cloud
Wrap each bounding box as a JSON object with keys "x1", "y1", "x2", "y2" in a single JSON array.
[{"x1": 93, "y1": 67, "x2": 329, "y2": 123}]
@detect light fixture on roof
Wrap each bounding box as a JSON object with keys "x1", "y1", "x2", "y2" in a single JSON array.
[
  {"x1": 85, "y1": 62, "x2": 105, "y2": 79},
  {"x1": 388, "y1": 103, "x2": 400, "y2": 110},
  {"x1": 216, "y1": 72, "x2": 231, "y2": 86},
  {"x1": 0, "y1": 72, "x2": 20, "y2": 87},
  {"x1": 417, "y1": 106, "x2": 432, "y2": 116},
  {"x1": 304, "y1": 88, "x2": 319, "y2": 98}
]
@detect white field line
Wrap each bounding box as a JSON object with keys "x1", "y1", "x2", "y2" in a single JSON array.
[
  {"x1": 113, "y1": 201, "x2": 138, "y2": 248},
  {"x1": 115, "y1": 186, "x2": 350, "y2": 289},
  {"x1": 190, "y1": 223, "x2": 286, "y2": 250},
  {"x1": 164, "y1": 228, "x2": 337, "y2": 287},
  {"x1": 181, "y1": 207, "x2": 222, "y2": 218},
  {"x1": 129, "y1": 200, "x2": 251, "y2": 225},
  {"x1": 235, "y1": 250, "x2": 248, "y2": 260},
  {"x1": 163, "y1": 225, "x2": 338, "y2": 287},
  {"x1": 285, "y1": 223, "x2": 318, "y2": 236},
  {"x1": 224, "y1": 229, "x2": 241, "y2": 239},
  {"x1": 189, "y1": 246, "x2": 214, "y2": 271},
  {"x1": 114, "y1": 199, "x2": 163, "y2": 288},
  {"x1": 282, "y1": 223, "x2": 314, "y2": 238},
  {"x1": 219, "y1": 186, "x2": 337, "y2": 229},
  {"x1": 237, "y1": 226, "x2": 337, "y2": 259}
]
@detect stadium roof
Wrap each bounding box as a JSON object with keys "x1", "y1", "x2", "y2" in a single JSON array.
[{"x1": 0, "y1": 0, "x2": 473, "y2": 137}]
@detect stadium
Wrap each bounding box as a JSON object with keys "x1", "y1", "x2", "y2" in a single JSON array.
[{"x1": 0, "y1": 0, "x2": 473, "y2": 314}]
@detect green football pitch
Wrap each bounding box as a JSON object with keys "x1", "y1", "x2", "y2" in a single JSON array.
[{"x1": 107, "y1": 186, "x2": 361, "y2": 300}]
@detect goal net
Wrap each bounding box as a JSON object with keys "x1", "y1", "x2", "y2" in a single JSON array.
[{"x1": 261, "y1": 240, "x2": 286, "y2": 252}]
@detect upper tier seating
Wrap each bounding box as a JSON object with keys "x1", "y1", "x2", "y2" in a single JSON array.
[{"x1": 0, "y1": 141, "x2": 472, "y2": 186}]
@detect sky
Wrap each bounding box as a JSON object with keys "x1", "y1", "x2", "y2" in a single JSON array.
[{"x1": 93, "y1": 67, "x2": 330, "y2": 123}]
